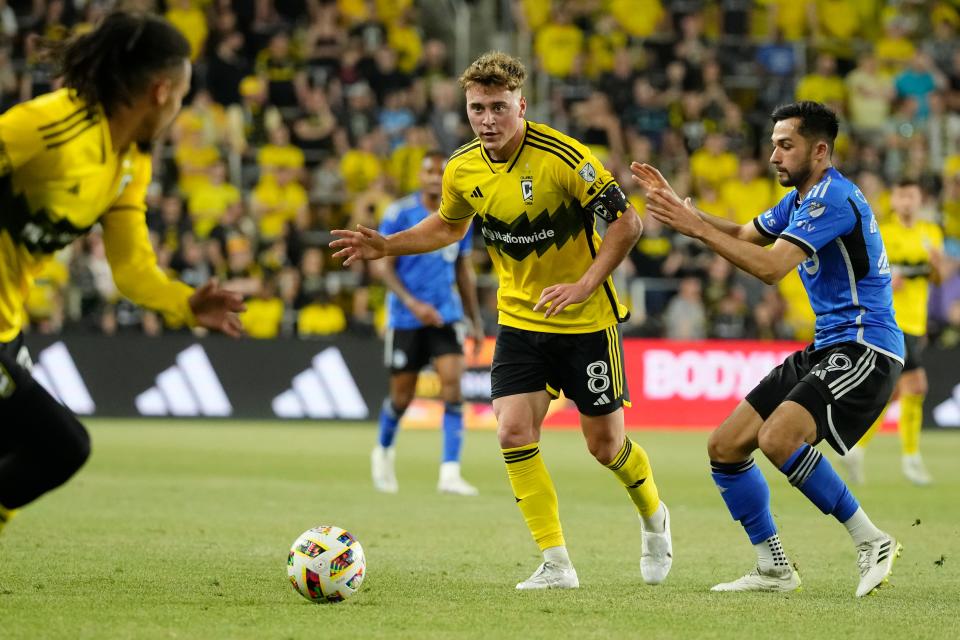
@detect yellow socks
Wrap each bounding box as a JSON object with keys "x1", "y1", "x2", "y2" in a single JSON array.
[
  {"x1": 606, "y1": 437, "x2": 661, "y2": 518},
  {"x1": 502, "y1": 443, "x2": 564, "y2": 550},
  {"x1": 899, "y1": 394, "x2": 924, "y2": 456}
]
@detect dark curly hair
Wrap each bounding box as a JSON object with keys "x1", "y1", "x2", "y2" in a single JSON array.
[
  {"x1": 771, "y1": 101, "x2": 840, "y2": 153},
  {"x1": 46, "y1": 11, "x2": 190, "y2": 116}
]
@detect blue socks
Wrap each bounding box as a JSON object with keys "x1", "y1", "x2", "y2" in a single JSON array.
[
  {"x1": 379, "y1": 399, "x2": 464, "y2": 464},
  {"x1": 442, "y1": 402, "x2": 464, "y2": 463},
  {"x1": 711, "y1": 458, "x2": 777, "y2": 544},
  {"x1": 780, "y1": 443, "x2": 859, "y2": 522},
  {"x1": 377, "y1": 399, "x2": 406, "y2": 448}
]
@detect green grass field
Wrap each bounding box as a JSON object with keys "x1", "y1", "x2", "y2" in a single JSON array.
[{"x1": 1, "y1": 420, "x2": 957, "y2": 639}]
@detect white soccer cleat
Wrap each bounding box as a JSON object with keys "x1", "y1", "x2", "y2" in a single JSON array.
[
  {"x1": 371, "y1": 446, "x2": 398, "y2": 494},
  {"x1": 901, "y1": 454, "x2": 933, "y2": 486},
  {"x1": 437, "y1": 461, "x2": 479, "y2": 496},
  {"x1": 711, "y1": 567, "x2": 802, "y2": 593},
  {"x1": 856, "y1": 533, "x2": 902, "y2": 597},
  {"x1": 640, "y1": 502, "x2": 673, "y2": 585},
  {"x1": 841, "y1": 446, "x2": 866, "y2": 485},
  {"x1": 515, "y1": 561, "x2": 579, "y2": 590}
]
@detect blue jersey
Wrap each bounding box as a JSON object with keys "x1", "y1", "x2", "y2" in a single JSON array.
[
  {"x1": 380, "y1": 193, "x2": 473, "y2": 330},
  {"x1": 754, "y1": 167, "x2": 904, "y2": 362}
]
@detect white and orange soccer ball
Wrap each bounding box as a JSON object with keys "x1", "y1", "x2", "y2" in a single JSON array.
[{"x1": 287, "y1": 525, "x2": 366, "y2": 603}]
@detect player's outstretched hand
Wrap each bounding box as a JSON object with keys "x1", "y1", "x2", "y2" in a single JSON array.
[
  {"x1": 646, "y1": 189, "x2": 707, "y2": 238},
  {"x1": 189, "y1": 279, "x2": 246, "y2": 337},
  {"x1": 534, "y1": 281, "x2": 591, "y2": 318},
  {"x1": 630, "y1": 162, "x2": 679, "y2": 199},
  {"x1": 330, "y1": 225, "x2": 387, "y2": 265}
]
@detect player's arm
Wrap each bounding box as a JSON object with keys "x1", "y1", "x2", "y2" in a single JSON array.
[
  {"x1": 331, "y1": 164, "x2": 474, "y2": 265},
  {"x1": 631, "y1": 162, "x2": 770, "y2": 246},
  {"x1": 645, "y1": 187, "x2": 807, "y2": 285},
  {"x1": 536, "y1": 147, "x2": 641, "y2": 317},
  {"x1": 371, "y1": 256, "x2": 443, "y2": 327},
  {"x1": 456, "y1": 252, "x2": 485, "y2": 350},
  {"x1": 101, "y1": 157, "x2": 244, "y2": 335}
]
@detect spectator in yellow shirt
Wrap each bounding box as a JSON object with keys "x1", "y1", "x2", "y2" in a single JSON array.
[
  {"x1": 298, "y1": 291, "x2": 348, "y2": 337},
  {"x1": 388, "y1": 9, "x2": 423, "y2": 74},
  {"x1": 174, "y1": 125, "x2": 221, "y2": 198},
  {"x1": 340, "y1": 132, "x2": 384, "y2": 194},
  {"x1": 720, "y1": 158, "x2": 775, "y2": 225},
  {"x1": 251, "y1": 166, "x2": 309, "y2": 241},
  {"x1": 242, "y1": 277, "x2": 285, "y2": 339},
  {"x1": 165, "y1": 0, "x2": 207, "y2": 62},
  {"x1": 875, "y1": 18, "x2": 916, "y2": 74},
  {"x1": 795, "y1": 52, "x2": 845, "y2": 108},
  {"x1": 187, "y1": 162, "x2": 242, "y2": 239},
  {"x1": 534, "y1": 7, "x2": 584, "y2": 78},
  {"x1": 690, "y1": 133, "x2": 739, "y2": 195},
  {"x1": 258, "y1": 123, "x2": 305, "y2": 175},
  {"x1": 608, "y1": 0, "x2": 666, "y2": 38}
]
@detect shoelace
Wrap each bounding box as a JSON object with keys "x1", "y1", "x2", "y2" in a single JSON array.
[{"x1": 856, "y1": 545, "x2": 873, "y2": 576}]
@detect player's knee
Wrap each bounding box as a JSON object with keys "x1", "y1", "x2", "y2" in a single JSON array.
[
  {"x1": 586, "y1": 433, "x2": 620, "y2": 466},
  {"x1": 707, "y1": 429, "x2": 742, "y2": 462},
  {"x1": 439, "y1": 382, "x2": 462, "y2": 404},
  {"x1": 756, "y1": 424, "x2": 795, "y2": 467},
  {"x1": 50, "y1": 412, "x2": 91, "y2": 476},
  {"x1": 497, "y1": 418, "x2": 535, "y2": 448}
]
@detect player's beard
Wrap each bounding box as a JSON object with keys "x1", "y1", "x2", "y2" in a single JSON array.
[{"x1": 777, "y1": 158, "x2": 813, "y2": 188}]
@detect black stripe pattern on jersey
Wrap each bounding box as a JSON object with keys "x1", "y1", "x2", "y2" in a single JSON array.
[
  {"x1": 525, "y1": 141, "x2": 576, "y2": 170},
  {"x1": 449, "y1": 139, "x2": 480, "y2": 161},
  {"x1": 0, "y1": 173, "x2": 92, "y2": 253},
  {"x1": 37, "y1": 106, "x2": 87, "y2": 131},
  {"x1": 45, "y1": 117, "x2": 101, "y2": 150},
  {"x1": 479, "y1": 200, "x2": 585, "y2": 261},
  {"x1": 526, "y1": 128, "x2": 583, "y2": 166}
]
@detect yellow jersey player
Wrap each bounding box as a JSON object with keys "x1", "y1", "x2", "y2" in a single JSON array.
[
  {"x1": 842, "y1": 180, "x2": 946, "y2": 485},
  {"x1": 332, "y1": 51, "x2": 672, "y2": 590},
  {"x1": 0, "y1": 12, "x2": 244, "y2": 534}
]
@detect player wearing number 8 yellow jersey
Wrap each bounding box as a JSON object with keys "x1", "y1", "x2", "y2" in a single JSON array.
[
  {"x1": 332, "y1": 51, "x2": 672, "y2": 590},
  {"x1": 0, "y1": 12, "x2": 244, "y2": 535},
  {"x1": 842, "y1": 180, "x2": 946, "y2": 485}
]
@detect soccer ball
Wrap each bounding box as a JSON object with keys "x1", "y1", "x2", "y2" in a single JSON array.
[{"x1": 287, "y1": 525, "x2": 366, "y2": 603}]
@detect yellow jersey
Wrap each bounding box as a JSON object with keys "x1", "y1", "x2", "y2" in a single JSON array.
[
  {"x1": 0, "y1": 88, "x2": 194, "y2": 342},
  {"x1": 438, "y1": 120, "x2": 630, "y2": 333},
  {"x1": 881, "y1": 218, "x2": 943, "y2": 337}
]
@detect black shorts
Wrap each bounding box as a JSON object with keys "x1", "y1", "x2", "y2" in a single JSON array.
[
  {"x1": 384, "y1": 323, "x2": 464, "y2": 373},
  {"x1": 902, "y1": 333, "x2": 925, "y2": 372},
  {"x1": 745, "y1": 342, "x2": 902, "y2": 455},
  {"x1": 491, "y1": 324, "x2": 629, "y2": 416}
]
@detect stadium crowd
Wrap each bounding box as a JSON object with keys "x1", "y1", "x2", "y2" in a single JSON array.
[{"x1": 5, "y1": 0, "x2": 960, "y2": 344}]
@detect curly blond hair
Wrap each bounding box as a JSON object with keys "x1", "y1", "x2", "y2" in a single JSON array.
[{"x1": 458, "y1": 51, "x2": 526, "y2": 92}]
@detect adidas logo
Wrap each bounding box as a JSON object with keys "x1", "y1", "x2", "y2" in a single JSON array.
[
  {"x1": 31, "y1": 341, "x2": 95, "y2": 415},
  {"x1": 272, "y1": 347, "x2": 368, "y2": 419},
  {"x1": 470, "y1": 186, "x2": 484, "y2": 198},
  {"x1": 135, "y1": 345, "x2": 232, "y2": 416},
  {"x1": 933, "y1": 383, "x2": 960, "y2": 427},
  {"x1": 593, "y1": 393, "x2": 611, "y2": 406}
]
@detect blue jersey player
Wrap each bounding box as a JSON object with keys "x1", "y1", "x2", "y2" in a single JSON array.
[
  {"x1": 632, "y1": 102, "x2": 904, "y2": 597},
  {"x1": 371, "y1": 151, "x2": 485, "y2": 496}
]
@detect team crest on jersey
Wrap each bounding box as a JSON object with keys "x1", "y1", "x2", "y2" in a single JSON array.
[
  {"x1": 520, "y1": 176, "x2": 534, "y2": 204},
  {"x1": 808, "y1": 203, "x2": 826, "y2": 218},
  {"x1": 577, "y1": 162, "x2": 596, "y2": 183},
  {"x1": 800, "y1": 253, "x2": 820, "y2": 275}
]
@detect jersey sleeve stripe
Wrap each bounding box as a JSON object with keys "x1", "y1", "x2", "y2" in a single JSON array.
[
  {"x1": 753, "y1": 217, "x2": 778, "y2": 239},
  {"x1": 525, "y1": 141, "x2": 576, "y2": 170},
  {"x1": 526, "y1": 127, "x2": 584, "y2": 162},
  {"x1": 108, "y1": 204, "x2": 147, "y2": 214},
  {"x1": 37, "y1": 106, "x2": 87, "y2": 131},
  {"x1": 41, "y1": 114, "x2": 98, "y2": 141},
  {"x1": 526, "y1": 130, "x2": 582, "y2": 165},
  {"x1": 46, "y1": 119, "x2": 100, "y2": 150},
  {"x1": 780, "y1": 232, "x2": 815, "y2": 256},
  {"x1": 449, "y1": 141, "x2": 480, "y2": 161},
  {"x1": 439, "y1": 209, "x2": 475, "y2": 222}
]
